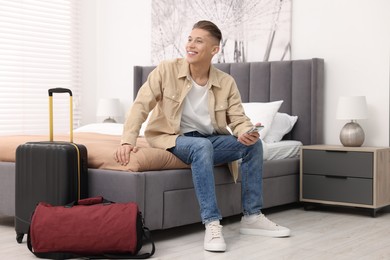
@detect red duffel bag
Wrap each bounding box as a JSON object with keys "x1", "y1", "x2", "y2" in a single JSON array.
[{"x1": 27, "y1": 196, "x2": 155, "y2": 259}]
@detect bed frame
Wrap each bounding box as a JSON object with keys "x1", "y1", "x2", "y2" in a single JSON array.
[{"x1": 0, "y1": 58, "x2": 324, "y2": 231}]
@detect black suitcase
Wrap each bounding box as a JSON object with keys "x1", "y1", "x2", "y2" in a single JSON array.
[{"x1": 15, "y1": 88, "x2": 88, "y2": 243}]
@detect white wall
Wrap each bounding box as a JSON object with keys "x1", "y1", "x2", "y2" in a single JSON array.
[
  {"x1": 292, "y1": 0, "x2": 390, "y2": 146},
  {"x1": 81, "y1": 0, "x2": 151, "y2": 124},
  {"x1": 80, "y1": 0, "x2": 98, "y2": 125},
  {"x1": 82, "y1": 0, "x2": 390, "y2": 146}
]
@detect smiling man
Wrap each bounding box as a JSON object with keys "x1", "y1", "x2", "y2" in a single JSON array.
[{"x1": 115, "y1": 20, "x2": 290, "y2": 252}]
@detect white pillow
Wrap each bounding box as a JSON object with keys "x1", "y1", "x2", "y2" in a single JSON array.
[
  {"x1": 263, "y1": 113, "x2": 298, "y2": 143},
  {"x1": 242, "y1": 100, "x2": 283, "y2": 139},
  {"x1": 74, "y1": 123, "x2": 124, "y2": 135}
]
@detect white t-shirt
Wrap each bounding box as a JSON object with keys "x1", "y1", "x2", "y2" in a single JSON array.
[{"x1": 180, "y1": 78, "x2": 214, "y2": 135}]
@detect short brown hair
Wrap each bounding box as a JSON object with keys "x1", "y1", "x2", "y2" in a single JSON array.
[{"x1": 192, "y1": 20, "x2": 222, "y2": 43}]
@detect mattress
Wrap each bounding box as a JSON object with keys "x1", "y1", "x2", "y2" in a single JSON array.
[{"x1": 263, "y1": 140, "x2": 302, "y2": 161}]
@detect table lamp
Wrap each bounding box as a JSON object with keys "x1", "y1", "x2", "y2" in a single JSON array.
[
  {"x1": 96, "y1": 98, "x2": 121, "y2": 123},
  {"x1": 336, "y1": 96, "x2": 368, "y2": 147}
]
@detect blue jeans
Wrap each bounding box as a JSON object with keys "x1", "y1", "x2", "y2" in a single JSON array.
[{"x1": 168, "y1": 131, "x2": 263, "y2": 224}]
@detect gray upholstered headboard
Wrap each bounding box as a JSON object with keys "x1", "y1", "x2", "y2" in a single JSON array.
[{"x1": 133, "y1": 58, "x2": 324, "y2": 145}]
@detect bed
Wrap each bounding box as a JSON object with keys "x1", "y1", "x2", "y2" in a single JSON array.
[{"x1": 0, "y1": 58, "x2": 324, "y2": 231}]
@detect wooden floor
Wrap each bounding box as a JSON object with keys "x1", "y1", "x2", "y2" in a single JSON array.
[{"x1": 1, "y1": 204, "x2": 390, "y2": 259}]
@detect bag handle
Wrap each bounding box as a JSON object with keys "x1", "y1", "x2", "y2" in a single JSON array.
[
  {"x1": 77, "y1": 196, "x2": 104, "y2": 205},
  {"x1": 64, "y1": 196, "x2": 111, "y2": 208},
  {"x1": 48, "y1": 88, "x2": 74, "y2": 143}
]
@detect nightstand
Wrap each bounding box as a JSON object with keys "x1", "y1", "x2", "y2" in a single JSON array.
[{"x1": 300, "y1": 145, "x2": 390, "y2": 216}]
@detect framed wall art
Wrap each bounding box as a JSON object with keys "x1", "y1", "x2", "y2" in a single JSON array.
[{"x1": 151, "y1": 0, "x2": 291, "y2": 64}]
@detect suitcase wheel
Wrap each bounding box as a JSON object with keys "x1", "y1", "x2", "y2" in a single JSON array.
[{"x1": 16, "y1": 232, "x2": 24, "y2": 243}]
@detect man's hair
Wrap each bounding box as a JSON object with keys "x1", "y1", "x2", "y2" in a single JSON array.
[{"x1": 192, "y1": 20, "x2": 222, "y2": 44}]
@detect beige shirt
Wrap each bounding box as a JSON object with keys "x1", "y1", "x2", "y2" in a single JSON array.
[{"x1": 121, "y1": 58, "x2": 253, "y2": 149}]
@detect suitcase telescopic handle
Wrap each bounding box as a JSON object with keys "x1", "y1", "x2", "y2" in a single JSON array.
[
  {"x1": 49, "y1": 88, "x2": 73, "y2": 96},
  {"x1": 48, "y1": 88, "x2": 74, "y2": 142}
]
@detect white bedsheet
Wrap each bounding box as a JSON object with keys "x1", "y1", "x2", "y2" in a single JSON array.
[
  {"x1": 262, "y1": 140, "x2": 302, "y2": 161},
  {"x1": 75, "y1": 123, "x2": 302, "y2": 161}
]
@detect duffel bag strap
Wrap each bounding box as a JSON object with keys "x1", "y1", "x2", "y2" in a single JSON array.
[{"x1": 89, "y1": 227, "x2": 155, "y2": 259}]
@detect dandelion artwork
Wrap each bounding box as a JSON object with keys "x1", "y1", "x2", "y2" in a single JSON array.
[{"x1": 151, "y1": 0, "x2": 291, "y2": 64}]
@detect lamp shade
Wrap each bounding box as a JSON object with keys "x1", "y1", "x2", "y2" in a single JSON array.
[
  {"x1": 336, "y1": 96, "x2": 368, "y2": 120},
  {"x1": 96, "y1": 98, "x2": 121, "y2": 118}
]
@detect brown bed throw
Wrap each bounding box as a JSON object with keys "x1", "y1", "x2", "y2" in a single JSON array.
[{"x1": 0, "y1": 133, "x2": 189, "y2": 172}]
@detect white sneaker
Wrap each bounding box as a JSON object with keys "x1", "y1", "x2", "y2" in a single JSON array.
[
  {"x1": 204, "y1": 220, "x2": 226, "y2": 252},
  {"x1": 240, "y1": 213, "x2": 291, "y2": 237}
]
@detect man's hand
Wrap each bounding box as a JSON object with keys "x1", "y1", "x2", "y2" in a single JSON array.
[
  {"x1": 114, "y1": 144, "x2": 139, "y2": 166},
  {"x1": 237, "y1": 123, "x2": 262, "y2": 146},
  {"x1": 237, "y1": 131, "x2": 260, "y2": 146}
]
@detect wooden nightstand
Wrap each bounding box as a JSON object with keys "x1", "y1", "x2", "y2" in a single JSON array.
[{"x1": 300, "y1": 145, "x2": 390, "y2": 216}]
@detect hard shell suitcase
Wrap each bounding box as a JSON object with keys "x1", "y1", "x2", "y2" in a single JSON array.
[{"x1": 15, "y1": 88, "x2": 88, "y2": 243}]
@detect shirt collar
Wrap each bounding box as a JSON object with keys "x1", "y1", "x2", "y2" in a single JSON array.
[
  {"x1": 178, "y1": 59, "x2": 221, "y2": 89},
  {"x1": 208, "y1": 65, "x2": 221, "y2": 89}
]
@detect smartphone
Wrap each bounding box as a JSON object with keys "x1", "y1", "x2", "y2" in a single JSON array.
[{"x1": 247, "y1": 125, "x2": 264, "y2": 133}]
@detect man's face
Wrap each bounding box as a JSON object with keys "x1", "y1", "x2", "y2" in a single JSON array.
[{"x1": 185, "y1": 28, "x2": 220, "y2": 65}]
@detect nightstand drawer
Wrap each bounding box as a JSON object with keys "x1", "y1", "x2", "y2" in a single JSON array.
[
  {"x1": 302, "y1": 150, "x2": 373, "y2": 178},
  {"x1": 302, "y1": 174, "x2": 373, "y2": 205}
]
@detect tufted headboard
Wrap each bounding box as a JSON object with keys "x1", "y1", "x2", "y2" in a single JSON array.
[{"x1": 133, "y1": 58, "x2": 324, "y2": 145}]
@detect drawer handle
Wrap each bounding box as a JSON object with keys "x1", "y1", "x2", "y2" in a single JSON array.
[
  {"x1": 325, "y1": 150, "x2": 348, "y2": 153},
  {"x1": 325, "y1": 175, "x2": 348, "y2": 179}
]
